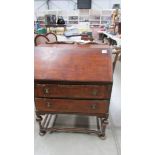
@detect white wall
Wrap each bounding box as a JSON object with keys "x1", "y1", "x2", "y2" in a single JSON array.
[
  {"x1": 34, "y1": 1, "x2": 48, "y2": 19},
  {"x1": 34, "y1": 1, "x2": 47, "y2": 11},
  {"x1": 35, "y1": 0, "x2": 121, "y2": 12}
]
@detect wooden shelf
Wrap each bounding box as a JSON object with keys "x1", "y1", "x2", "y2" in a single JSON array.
[{"x1": 35, "y1": 9, "x2": 118, "y2": 27}]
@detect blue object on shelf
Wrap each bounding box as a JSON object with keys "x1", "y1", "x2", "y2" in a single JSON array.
[{"x1": 35, "y1": 21, "x2": 40, "y2": 31}]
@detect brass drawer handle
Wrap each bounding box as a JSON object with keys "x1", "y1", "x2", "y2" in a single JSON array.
[
  {"x1": 92, "y1": 90, "x2": 98, "y2": 96},
  {"x1": 91, "y1": 104, "x2": 97, "y2": 110},
  {"x1": 44, "y1": 88, "x2": 49, "y2": 94},
  {"x1": 46, "y1": 102, "x2": 51, "y2": 108}
]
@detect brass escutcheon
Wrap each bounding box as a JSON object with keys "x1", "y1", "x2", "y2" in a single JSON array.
[
  {"x1": 92, "y1": 89, "x2": 98, "y2": 96},
  {"x1": 44, "y1": 88, "x2": 49, "y2": 94},
  {"x1": 47, "y1": 102, "x2": 51, "y2": 108},
  {"x1": 91, "y1": 104, "x2": 97, "y2": 110}
]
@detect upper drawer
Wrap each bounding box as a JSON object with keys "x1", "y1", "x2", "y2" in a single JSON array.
[{"x1": 35, "y1": 84, "x2": 112, "y2": 99}]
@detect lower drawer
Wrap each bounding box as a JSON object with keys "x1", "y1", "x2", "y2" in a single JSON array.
[{"x1": 35, "y1": 98, "x2": 109, "y2": 115}]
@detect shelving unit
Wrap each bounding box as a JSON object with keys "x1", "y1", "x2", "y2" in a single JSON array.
[
  {"x1": 100, "y1": 10, "x2": 112, "y2": 25},
  {"x1": 79, "y1": 15, "x2": 89, "y2": 22},
  {"x1": 101, "y1": 16, "x2": 111, "y2": 24},
  {"x1": 68, "y1": 16, "x2": 79, "y2": 25},
  {"x1": 35, "y1": 9, "x2": 117, "y2": 27}
]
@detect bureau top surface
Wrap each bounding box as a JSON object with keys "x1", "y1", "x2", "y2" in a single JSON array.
[{"x1": 34, "y1": 47, "x2": 113, "y2": 83}]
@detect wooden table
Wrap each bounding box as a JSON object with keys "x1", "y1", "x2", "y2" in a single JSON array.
[{"x1": 34, "y1": 47, "x2": 113, "y2": 139}]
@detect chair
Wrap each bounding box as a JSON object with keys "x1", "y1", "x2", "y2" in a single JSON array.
[
  {"x1": 34, "y1": 35, "x2": 49, "y2": 46},
  {"x1": 45, "y1": 32, "x2": 57, "y2": 43}
]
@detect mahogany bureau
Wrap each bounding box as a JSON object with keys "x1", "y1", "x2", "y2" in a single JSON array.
[{"x1": 34, "y1": 47, "x2": 113, "y2": 139}]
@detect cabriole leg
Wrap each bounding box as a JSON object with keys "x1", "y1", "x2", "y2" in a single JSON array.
[
  {"x1": 36, "y1": 113, "x2": 46, "y2": 136},
  {"x1": 98, "y1": 117, "x2": 108, "y2": 140}
]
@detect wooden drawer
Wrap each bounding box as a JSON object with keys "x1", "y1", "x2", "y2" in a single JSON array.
[
  {"x1": 35, "y1": 84, "x2": 111, "y2": 99},
  {"x1": 35, "y1": 98, "x2": 109, "y2": 115}
]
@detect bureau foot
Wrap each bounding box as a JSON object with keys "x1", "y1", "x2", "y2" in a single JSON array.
[
  {"x1": 97, "y1": 117, "x2": 108, "y2": 140},
  {"x1": 36, "y1": 113, "x2": 47, "y2": 136},
  {"x1": 98, "y1": 134, "x2": 106, "y2": 140},
  {"x1": 39, "y1": 130, "x2": 46, "y2": 136}
]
